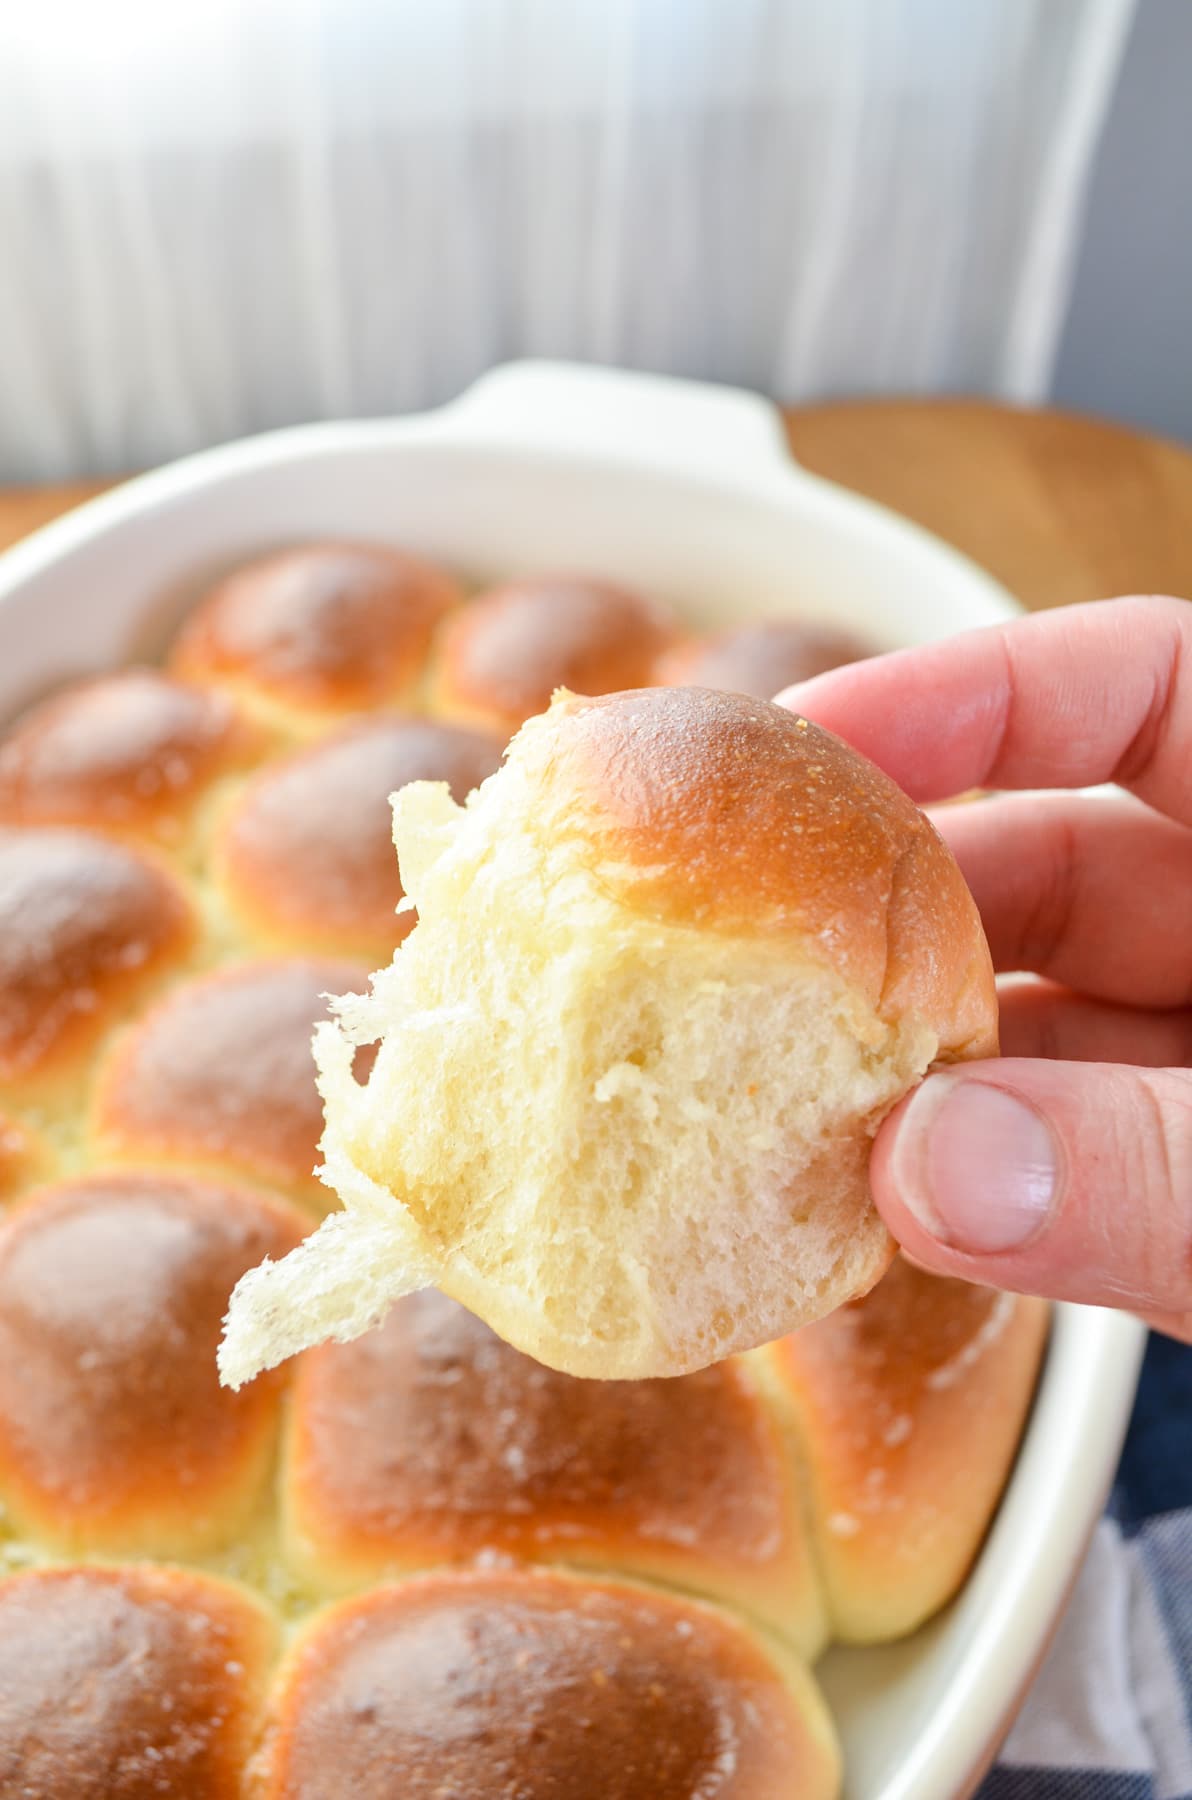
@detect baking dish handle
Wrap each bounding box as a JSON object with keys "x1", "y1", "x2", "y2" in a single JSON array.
[{"x1": 436, "y1": 360, "x2": 800, "y2": 482}]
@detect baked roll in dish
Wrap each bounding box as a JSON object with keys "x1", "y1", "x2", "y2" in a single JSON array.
[
  {"x1": 251, "y1": 1570, "x2": 841, "y2": 1800},
  {"x1": 214, "y1": 717, "x2": 504, "y2": 965},
  {"x1": 0, "y1": 667, "x2": 266, "y2": 854},
  {"x1": 0, "y1": 1171, "x2": 303, "y2": 1555},
  {"x1": 169, "y1": 542, "x2": 459, "y2": 735},
  {"x1": 761, "y1": 1256, "x2": 1050, "y2": 1642},
  {"x1": 282, "y1": 1290, "x2": 825, "y2": 1656},
  {"x1": 430, "y1": 573, "x2": 678, "y2": 732},
  {"x1": 221, "y1": 685, "x2": 996, "y2": 1387},
  {"x1": 92, "y1": 957, "x2": 369, "y2": 1211},
  {"x1": 659, "y1": 619, "x2": 875, "y2": 699},
  {"x1": 0, "y1": 1566, "x2": 275, "y2": 1799},
  {"x1": 0, "y1": 825, "x2": 195, "y2": 1118}
]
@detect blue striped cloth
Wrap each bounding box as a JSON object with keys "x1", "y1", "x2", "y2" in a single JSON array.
[{"x1": 981, "y1": 1334, "x2": 1192, "y2": 1799}]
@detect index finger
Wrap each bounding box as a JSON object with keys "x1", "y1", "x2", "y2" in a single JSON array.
[{"x1": 775, "y1": 594, "x2": 1192, "y2": 824}]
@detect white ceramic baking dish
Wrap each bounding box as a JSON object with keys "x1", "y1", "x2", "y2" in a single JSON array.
[{"x1": 0, "y1": 360, "x2": 1146, "y2": 1800}]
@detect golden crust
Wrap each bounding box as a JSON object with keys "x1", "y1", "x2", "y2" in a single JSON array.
[
  {"x1": 283, "y1": 1292, "x2": 824, "y2": 1654},
  {"x1": 251, "y1": 1570, "x2": 839, "y2": 1800},
  {"x1": 0, "y1": 1565, "x2": 275, "y2": 1798},
  {"x1": 432, "y1": 575, "x2": 678, "y2": 732},
  {"x1": 0, "y1": 668, "x2": 266, "y2": 849},
  {"x1": 169, "y1": 543, "x2": 459, "y2": 726},
  {"x1": 658, "y1": 619, "x2": 875, "y2": 698},
  {"x1": 92, "y1": 957, "x2": 369, "y2": 1208},
  {"x1": 0, "y1": 1111, "x2": 50, "y2": 1204},
  {"x1": 517, "y1": 688, "x2": 997, "y2": 1057},
  {"x1": 0, "y1": 826, "x2": 196, "y2": 1104},
  {"x1": 762, "y1": 1257, "x2": 1050, "y2": 1641},
  {"x1": 0, "y1": 1172, "x2": 304, "y2": 1553},
  {"x1": 216, "y1": 718, "x2": 504, "y2": 963}
]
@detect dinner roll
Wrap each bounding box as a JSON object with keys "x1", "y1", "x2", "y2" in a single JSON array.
[
  {"x1": 0, "y1": 826, "x2": 195, "y2": 1117},
  {"x1": 92, "y1": 957, "x2": 368, "y2": 1210},
  {"x1": 659, "y1": 619, "x2": 875, "y2": 698},
  {"x1": 221, "y1": 686, "x2": 996, "y2": 1387},
  {"x1": 214, "y1": 717, "x2": 504, "y2": 965},
  {"x1": 282, "y1": 1291, "x2": 825, "y2": 1656},
  {"x1": 431, "y1": 574, "x2": 677, "y2": 733},
  {"x1": 169, "y1": 543, "x2": 459, "y2": 734},
  {"x1": 252, "y1": 1570, "x2": 840, "y2": 1800},
  {"x1": 0, "y1": 668, "x2": 265, "y2": 853},
  {"x1": 0, "y1": 1172, "x2": 304, "y2": 1554},
  {"x1": 761, "y1": 1257, "x2": 1050, "y2": 1641},
  {"x1": 0, "y1": 1565, "x2": 275, "y2": 1798}
]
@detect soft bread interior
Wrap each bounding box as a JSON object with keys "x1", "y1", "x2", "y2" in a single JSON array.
[{"x1": 220, "y1": 761, "x2": 939, "y2": 1388}]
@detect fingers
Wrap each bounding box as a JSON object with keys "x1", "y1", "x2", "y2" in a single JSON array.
[
  {"x1": 776, "y1": 594, "x2": 1192, "y2": 824},
  {"x1": 871, "y1": 1060, "x2": 1192, "y2": 1341},
  {"x1": 997, "y1": 979, "x2": 1192, "y2": 1068},
  {"x1": 929, "y1": 791, "x2": 1192, "y2": 1008}
]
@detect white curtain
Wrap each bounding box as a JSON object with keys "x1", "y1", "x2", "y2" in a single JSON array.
[{"x1": 0, "y1": 0, "x2": 1135, "y2": 480}]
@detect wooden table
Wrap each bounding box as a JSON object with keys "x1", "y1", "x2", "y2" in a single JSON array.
[{"x1": 3, "y1": 401, "x2": 1192, "y2": 611}]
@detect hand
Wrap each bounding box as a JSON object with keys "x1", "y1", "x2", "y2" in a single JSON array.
[{"x1": 778, "y1": 594, "x2": 1192, "y2": 1342}]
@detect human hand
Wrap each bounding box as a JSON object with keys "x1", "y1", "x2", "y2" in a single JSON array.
[{"x1": 778, "y1": 594, "x2": 1192, "y2": 1342}]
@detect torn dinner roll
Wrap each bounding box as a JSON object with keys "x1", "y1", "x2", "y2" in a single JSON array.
[{"x1": 220, "y1": 686, "x2": 996, "y2": 1387}]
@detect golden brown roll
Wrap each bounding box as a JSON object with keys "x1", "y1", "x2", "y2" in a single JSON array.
[
  {"x1": 430, "y1": 574, "x2": 678, "y2": 733},
  {"x1": 282, "y1": 1291, "x2": 824, "y2": 1655},
  {"x1": 168, "y1": 542, "x2": 459, "y2": 734},
  {"x1": 0, "y1": 1565, "x2": 275, "y2": 1798},
  {"x1": 0, "y1": 667, "x2": 266, "y2": 852},
  {"x1": 0, "y1": 1172, "x2": 304, "y2": 1554},
  {"x1": 0, "y1": 1111, "x2": 49, "y2": 1203},
  {"x1": 221, "y1": 687, "x2": 996, "y2": 1388},
  {"x1": 760, "y1": 1257, "x2": 1050, "y2": 1642},
  {"x1": 251, "y1": 1570, "x2": 840, "y2": 1800},
  {"x1": 0, "y1": 826, "x2": 195, "y2": 1114},
  {"x1": 215, "y1": 717, "x2": 505, "y2": 965},
  {"x1": 659, "y1": 619, "x2": 875, "y2": 698},
  {"x1": 92, "y1": 957, "x2": 368, "y2": 1209}
]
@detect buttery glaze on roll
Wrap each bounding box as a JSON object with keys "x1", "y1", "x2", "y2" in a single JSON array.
[
  {"x1": 0, "y1": 668, "x2": 266, "y2": 851},
  {"x1": 220, "y1": 686, "x2": 996, "y2": 1387},
  {"x1": 761, "y1": 1256, "x2": 1050, "y2": 1642},
  {"x1": 0, "y1": 1172, "x2": 304, "y2": 1554},
  {"x1": 250, "y1": 1570, "x2": 840, "y2": 1800},
  {"x1": 283, "y1": 1291, "x2": 825, "y2": 1656},
  {"x1": 169, "y1": 542, "x2": 460, "y2": 733},
  {"x1": 431, "y1": 573, "x2": 678, "y2": 733},
  {"x1": 215, "y1": 717, "x2": 504, "y2": 965},
  {"x1": 0, "y1": 1565, "x2": 275, "y2": 1798},
  {"x1": 92, "y1": 957, "x2": 368, "y2": 1210},
  {"x1": 0, "y1": 826, "x2": 195, "y2": 1113},
  {"x1": 659, "y1": 619, "x2": 876, "y2": 698}
]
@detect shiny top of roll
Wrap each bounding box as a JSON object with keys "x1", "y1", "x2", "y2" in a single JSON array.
[
  {"x1": 92, "y1": 957, "x2": 368, "y2": 1205},
  {"x1": 766, "y1": 1257, "x2": 1050, "y2": 1642},
  {"x1": 169, "y1": 543, "x2": 459, "y2": 723},
  {"x1": 433, "y1": 574, "x2": 677, "y2": 731},
  {"x1": 0, "y1": 1565, "x2": 274, "y2": 1798},
  {"x1": 0, "y1": 668, "x2": 264, "y2": 847},
  {"x1": 0, "y1": 826, "x2": 195, "y2": 1096},
  {"x1": 216, "y1": 717, "x2": 504, "y2": 962},
  {"x1": 507, "y1": 687, "x2": 996, "y2": 1052},
  {"x1": 659, "y1": 619, "x2": 875, "y2": 698},
  {"x1": 255, "y1": 1570, "x2": 838, "y2": 1800},
  {"x1": 0, "y1": 1172, "x2": 304, "y2": 1552},
  {"x1": 284, "y1": 1291, "x2": 821, "y2": 1651}
]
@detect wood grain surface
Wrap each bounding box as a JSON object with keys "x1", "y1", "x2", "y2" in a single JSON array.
[{"x1": 3, "y1": 401, "x2": 1192, "y2": 613}]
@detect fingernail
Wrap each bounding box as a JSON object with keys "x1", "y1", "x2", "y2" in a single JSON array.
[{"x1": 894, "y1": 1076, "x2": 1060, "y2": 1254}]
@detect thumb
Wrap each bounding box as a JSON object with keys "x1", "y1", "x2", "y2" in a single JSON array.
[{"x1": 871, "y1": 1059, "x2": 1192, "y2": 1338}]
